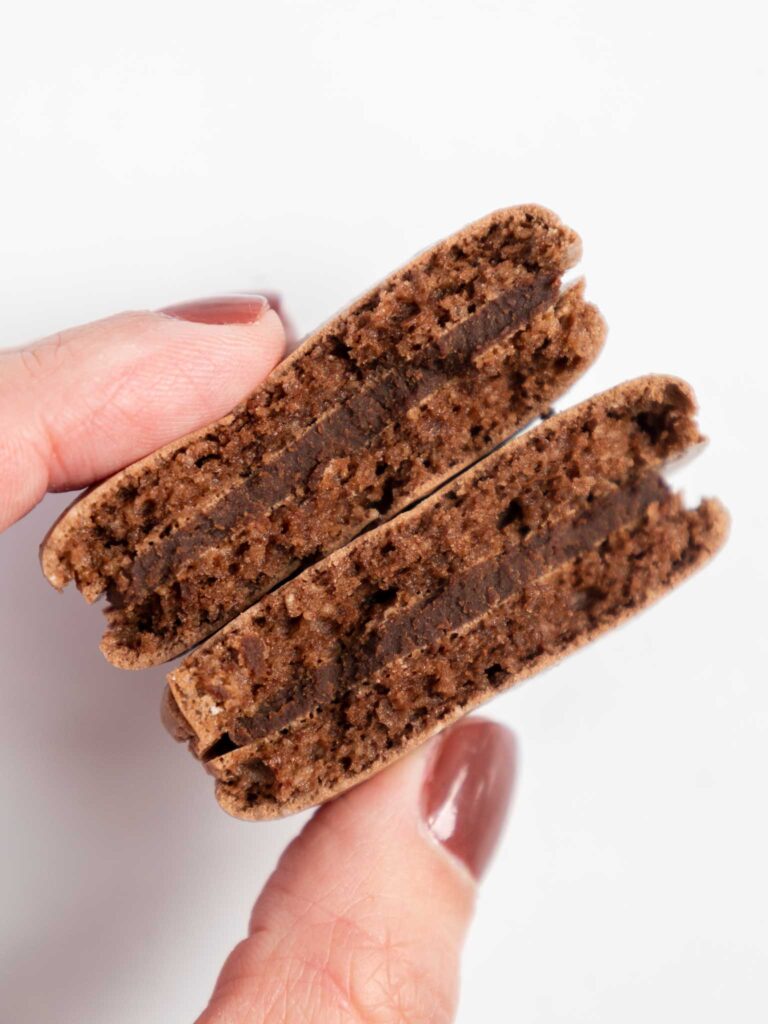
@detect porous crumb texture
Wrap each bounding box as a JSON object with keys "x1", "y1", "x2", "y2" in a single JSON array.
[
  {"x1": 41, "y1": 205, "x2": 596, "y2": 668},
  {"x1": 165, "y1": 376, "x2": 728, "y2": 819}
]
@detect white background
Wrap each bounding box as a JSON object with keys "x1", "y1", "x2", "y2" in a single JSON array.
[{"x1": 1, "y1": 2, "x2": 766, "y2": 1021}]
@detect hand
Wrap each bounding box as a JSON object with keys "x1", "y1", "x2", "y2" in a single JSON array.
[{"x1": 1, "y1": 296, "x2": 516, "y2": 1023}]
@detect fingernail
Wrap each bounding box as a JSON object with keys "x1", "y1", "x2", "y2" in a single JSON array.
[
  {"x1": 158, "y1": 294, "x2": 270, "y2": 325},
  {"x1": 422, "y1": 719, "x2": 516, "y2": 880}
]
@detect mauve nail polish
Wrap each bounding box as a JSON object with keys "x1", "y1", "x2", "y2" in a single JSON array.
[
  {"x1": 422, "y1": 720, "x2": 516, "y2": 880},
  {"x1": 159, "y1": 294, "x2": 270, "y2": 325}
]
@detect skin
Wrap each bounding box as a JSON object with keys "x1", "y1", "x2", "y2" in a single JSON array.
[{"x1": 0, "y1": 303, "x2": 516, "y2": 1023}]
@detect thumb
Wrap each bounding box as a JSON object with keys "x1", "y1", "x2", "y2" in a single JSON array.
[
  {"x1": 199, "y1": 718, "x2": 516, "y2": 1024},
  {"x1": 0, "y1": 294, "x2": 285, "y2": 531}
]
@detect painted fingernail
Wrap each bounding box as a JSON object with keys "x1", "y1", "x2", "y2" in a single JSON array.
[
  {"x1": 422, "y1": 719, "x2": 516, "y2": 880},
  {"x1": 158, "y1": 294, "x2": 270, "y2": 325}
]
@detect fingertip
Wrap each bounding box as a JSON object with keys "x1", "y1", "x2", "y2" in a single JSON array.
[
  {"x1": 1, "y1": 304, "x2": 289, "y2": 520},
  {"x1": 422, "y1": 718, "x2": 517, "y2": 881},
  {"x1": 172, "y1": 305, "x2": 286, "y2": 392},
  {"x1": 82, "y1": 304, "x2": 288, "y2": 473},
  {"x1": 245, "y1": 306, "x2": 288, "y2": 370}
]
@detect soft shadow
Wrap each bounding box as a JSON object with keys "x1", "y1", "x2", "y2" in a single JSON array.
[{"x1": 0, "y1": 494, "x2": 300, "y2": 1023}]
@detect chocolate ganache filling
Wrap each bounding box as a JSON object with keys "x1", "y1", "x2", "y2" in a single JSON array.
[
  {"x1": 116, "y1": 272, "x2": 559, "y2": 604},
  {"x1": 226, "y1": 472, "x2": 668, "y2": 746}
]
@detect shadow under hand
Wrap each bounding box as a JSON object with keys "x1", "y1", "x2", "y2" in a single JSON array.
[{"x1": 0, "y1": 494, "x2": 302, "y2": 1024}]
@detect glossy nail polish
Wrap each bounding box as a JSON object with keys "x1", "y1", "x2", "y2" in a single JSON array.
[
  {"x1": 158, "y1": 294, "x2": 270, "y2": 325},
  {"x1": 422, "y1": 719, "x2": 516, "y2": 880}
]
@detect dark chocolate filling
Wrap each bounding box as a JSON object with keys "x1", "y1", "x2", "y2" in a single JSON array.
[
  {"x1": 228, "y1": 472, "x2": 668, "y2": 745},
  {"x1": 116, "y1": 272, "x2": 559, "y2": 604}
]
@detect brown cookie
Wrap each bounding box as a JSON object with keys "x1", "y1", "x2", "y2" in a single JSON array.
[
  {"x1": 41, "y1": 205, "x2": 603, "y2": 668},
  {"x1": 164, "y1": 376, "x2": 728, "y2": 820}
]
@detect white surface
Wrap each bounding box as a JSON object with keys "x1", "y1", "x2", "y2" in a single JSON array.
[{"x1": 1, "y1": 2, "x2": 766, "y2": 1021}]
